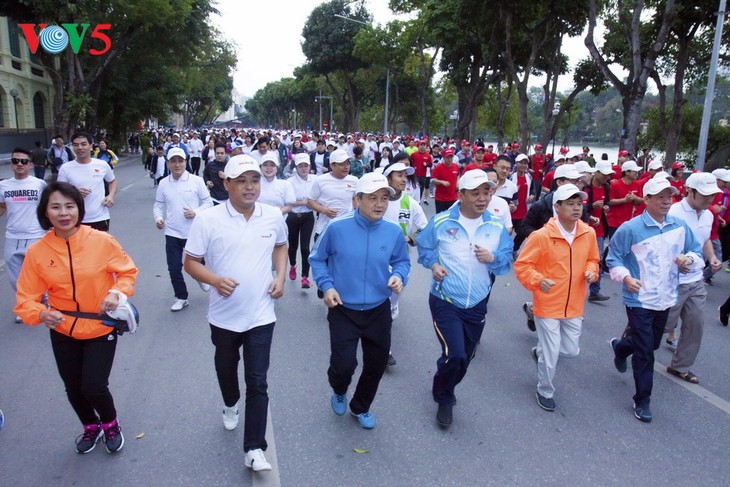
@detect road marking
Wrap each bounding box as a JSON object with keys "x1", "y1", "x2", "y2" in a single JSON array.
[
  {"x1": 252, "y1": 404, "x2": 280, "y2": 486},
  {"x1": 655, "y1": 360, "x2": 730, "y2": 414},
  {"x1": 120, "y1": 182, "x2": 137, "y2": 192}
]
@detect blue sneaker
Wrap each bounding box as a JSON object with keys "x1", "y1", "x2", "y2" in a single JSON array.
[
  {"x1": 351, "y1": 410, "x2": 375, "y2": 429},
  {"x1": 330, "y1": 392, "x2": 347, "y2": 416},
  {"x1": 634, "y1": 402, "x2": 652, "y2": 423},
  {"x1": 0, "y1": 409, "x2": 4, "y2": 430},
  {"x1": 610, "y1": 338, "x2": 627, "y2": 373}
]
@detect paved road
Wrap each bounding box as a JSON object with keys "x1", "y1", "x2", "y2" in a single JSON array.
[{"x1": 0, "y1": 157, "x2": 729, "y2": 486}]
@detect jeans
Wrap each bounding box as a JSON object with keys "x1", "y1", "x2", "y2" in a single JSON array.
[
  {"x1": 327, "y1": 300, "x2": 391, "y2": 414},
  {"x1": 429, "y1": 294, "x2": 487, "y2": 405},
  {"x1": 50, "y1": 329, "x2": 118, "y2": 425},
  {"x1": 34, "y1": 165, "x2": 46, "y2": 180},
  {"x1": 286, "y1": 212, "x2": 314, "y2": 277},
  {"x1": 210, "y1": 323, "x2": 274, "y2": 452},
  {"x1": 589, "y1": 236, "x2": 605, "y2": 295},
  {"x1": 613, "y1": 306, "x2": 669, "y2": 405},
  {"x1": 166, "y1": 235, "x2": 188, "y2": 300}
]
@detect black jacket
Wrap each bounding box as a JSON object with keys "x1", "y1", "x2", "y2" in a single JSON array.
[{"x1": 519, "y1": 190, "x2": 590, "y2": 241}]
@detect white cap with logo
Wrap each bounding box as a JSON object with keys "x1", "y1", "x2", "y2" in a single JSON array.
[
  {"x1": 553, "y1": 183, "x2": 587, "y2": 202},
  {"x1": 643, "y1": 176, "x2": 678, "y2": 196},
  {"x1": 224, "y1": 154, "x2": 261, "y2": 178},
  {"x1": 458, "y1": 169, "x2": 496, "y2": 190},
  {"x1": 167, "y1": 147, "x2": 186, "y2": 160},
  {"x1": 686, "y1": 172, "x2": 722, "y2": 196},
  {"x1": 356, "y1": 172, "x2": 395, "y2": 196}
]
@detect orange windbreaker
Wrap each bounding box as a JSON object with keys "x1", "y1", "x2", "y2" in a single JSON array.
[
  {"x1": 15, "y1": 225, "x2": 138, "y2": 339},
  {"x1": 514, "y1": 218, "x2": 599, "y2": 319}
]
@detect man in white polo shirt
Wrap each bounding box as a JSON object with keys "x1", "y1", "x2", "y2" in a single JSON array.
[
  {"x1": 183, "y1": 154, "x2": 287, "y2": 473},
  {"x1": 154, "y1": 147, "x2": 213, "y2": 312},
  {"x1": 58, "y1": 131, "x2": 116, "y2": 231}
]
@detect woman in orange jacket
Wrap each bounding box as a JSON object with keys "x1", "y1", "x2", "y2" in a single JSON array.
[
  {"x1": 15, "y1": 182, "x2": 138, "y2": 454},
  {"x1": 514, "y1": 184, "x2": 600, "y2": 413}
]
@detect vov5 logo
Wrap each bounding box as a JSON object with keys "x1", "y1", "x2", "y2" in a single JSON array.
[{"x1": 19, "y1": 24, "x2": 112, "y2": 55}]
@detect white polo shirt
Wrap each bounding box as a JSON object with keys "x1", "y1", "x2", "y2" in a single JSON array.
[
  {"x1": 57, "y1": 158, "x2": 115, "y2": 223},
  {"x1": 494, "y1": 178, "x2": 519, "y2": 200},
  {"x1": 669, "y1": 198, "x2": 713, "y2": 284},
  {"x1": 185, "y1": 201, "x2": 288, "y2": 333},
  {"x1": 259, "y1": 177, "x2": 296, "y2": 209},
  {"x1": 289, "y1": 173, "x2": 316, "y2": 214},
  {"x1": 487, "y1": 195, "x2": 513, "y2": 231},
  {"x1": 153, "y1": 171, "x2": 213, "y2": 239},
  {"x1": 0, "y1": 176, "x2": 47, "y2": 239},
  {"x1": 308, "y1": 173, "x2": 358, "y2": 234}
]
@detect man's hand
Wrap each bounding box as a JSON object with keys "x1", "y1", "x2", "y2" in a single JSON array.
[
  {"x1": 183, "y1": 208, "x2": 196, "y2": 219},
  {"x1": 214, "y1": 277, "x2": 239, "y2": 297},
  {"x1": 710, "y1": 257, "x2": 722, "y2": 273},
  {"x1": 206, "y1": 180, "x2": 214, "y2": 188},
  {"x1": 387, "y1": 276, "x2": 403, "y2": 294},
  {"x1": 675, "y1": 254, "x2": 693, "y2": 274},
  {"x1": 156, "y1": 219, "x2": 164, "y2": 229},
  {"x1": 323, "y1": 288, "x2": 343, "y2": 308},
  {"x1": 323, "y1": 207, "x2": 338, "y2": 218},
  {"x1": 539, "y1": 278, "x2": 556, "y2": 293},
  {"x1": 268, "y1": 278, "x2": 284, "y2": 299},
  {"x1": 431, "y1": 263, "x2": 448, "y2": 281},
  {"x1": 101, "y1": 195, "x2": 114, "y2": 208},
  {"x1": 584, "y1": 271, "x2": 597, "y2": 284},
  {"x1": 78, "y1": 187, "x2": 92, "y2": 198},
  {"x1": 589, "y1": 216, "x2": 600, "y2": 227},
  {"x1": 623, "y1": 276, "x2": 642, "y2": 294},
  {"x1": 474, "y1": 244, "x2": 494, "y2": 263}
]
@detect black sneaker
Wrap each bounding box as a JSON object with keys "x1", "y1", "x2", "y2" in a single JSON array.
[
  {"x1": 633, "y1": 402, "x2": 652, "y2": 423},
  {"x1": 719, "y1": 305, "x2": 729, "y2": 327},
  {"x1": 436, "y1": 404, "x2": 452, "y2": 428},
  {"x1": 536, "y1": 392, "x2": 555, "y2": 412},
  {"x1": 522, "y1": 302, "x2": 535, "y2": 332},
  {"x1": 76, "y1": 423, "x2": 103, "y2": 454},
  {"x1": 610, "y1": 338, "x2": 627, "y2": 373},
  {"x1": 103, "y1": 419, "x2": 124, "y2": 453},
  {"x1": 531, "y1": 347, "x2": 539, "y2": 364},
  {"x1": 588, "y1": 293, "x2": 610, "y2": 302},
  {"x1": 386, "y1": 353, "x2": 396, "y2": 367}
]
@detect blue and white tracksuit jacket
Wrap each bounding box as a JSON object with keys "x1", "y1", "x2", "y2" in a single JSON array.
[
  {"x1": 309, "y1": 209, "x2": 410, "y2": 311},
  {"x1": 415, "y1": 203, "x2": 514, "y2": 309},
  {"x1": 607, "y1": 211, "x2": 703, "y2": 311}
]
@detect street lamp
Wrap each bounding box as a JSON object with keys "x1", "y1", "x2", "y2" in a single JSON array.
[
  {"x1": 9, "y1": 88, "x2": 19, "y2": 133},
  {"x1": 551, "y1": 102, "x2": 560, "y2": 159},
  {"x1": 315, "y1": 92, "x2": 333, "y2": 133}
]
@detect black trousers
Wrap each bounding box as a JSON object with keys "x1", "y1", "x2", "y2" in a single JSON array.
[
  {"x1": 50, "y1": 329, "x2": 118, "y2": 425},
  {"x1": 286, "y1": 212, "x2": 315, "y2": 277},
  {"x1": 435, "y1": 200, "x2": 456, "y2": 213},
  {"x1": 83, "y1": 220, "x2": 110, "y2": 232},
  {"x1": 327, "y1": 300, "x2": 391, "y2": 415},
  {"x1": 191, "y1": 157, "x2": 202, "y2": 175},
  {"x1": 210, "y1": 323, "x2": 274, "y2": 452},
  {"x1": 166, "y1": 235, "x2": 188, "y2": 300}
]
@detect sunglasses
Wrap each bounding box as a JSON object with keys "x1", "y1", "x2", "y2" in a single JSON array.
[{"x1": 11, "y1": 158, "x2": 31, "y2": 165}]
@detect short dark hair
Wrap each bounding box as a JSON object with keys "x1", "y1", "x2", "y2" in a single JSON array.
[
  {"x1": 556, "y1": 194, "x2": 583, "y2": 205},
  {"x1": 156, "y1": 145, "x2": 164, "y2": 151},
  {"x1": 256, "y1": 136, "x2": 270, "y2": 147},
  {"x1": 214, "y1": 143, "x2": 227, "y2": 151},
  {"x1": 12, "y1": 147, "x2": 31, "y2": 158},
  {"x1": 37, "y1": 182, "x2": 85, "y2": 230},
  {"x1": 55, "y1": 134, "x2": 63, "y2": 140},
  {"x1": 393, "y1": 151, "x2": 411, "y2": 164},
  {"x1": 35, "y1": 141, "x2": 42, "y2": 148},
  {"x1": 71, "y1": 131, "x2": 93, "y2": 144},
  {"x1": 353, "y1": 146, "x2": 363, "y2": 156},
  {"x1": 495, "y1": 155, "x2": 511, "y2": 166}
]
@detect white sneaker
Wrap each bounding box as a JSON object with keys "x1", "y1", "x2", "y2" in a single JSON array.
[
  {"x1": 244, "y1": 448, "x2": 272, "y2": 472},
  {"x1": 222, "y1": 404, "x2": 239, "y2": 430},
  {"x1": 390, "y1": 304, "x2": 399, "y2": 320},
  {"x1": 197, "y1": 280, "x2": 211, "y2": 292},
  {"x1": 15, "y1": 315, "x2": 22, "y2": 324},
  {"x1": 170, "y1": 299, "x2": 189, "y2": 312}
]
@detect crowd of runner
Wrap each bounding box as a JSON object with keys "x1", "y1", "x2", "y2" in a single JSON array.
[{"x1": 2, "y1": 127, "x2": 729, "y2": 473}]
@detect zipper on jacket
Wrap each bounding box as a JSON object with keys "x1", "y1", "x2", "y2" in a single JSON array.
[
  {"x1": 564, "y1": 243, "x2": 573, "y2": 318},
  {"x1": 65, "y1": 240, "x2": 80, "y2": 336}
]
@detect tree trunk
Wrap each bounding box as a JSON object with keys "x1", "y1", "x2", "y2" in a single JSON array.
[
  {"x1": 495, "y1": 82, "x2": 512, "y2": 150},
  {"x1": 665, "y1": 28, "x2": 691, "y2": 165}
]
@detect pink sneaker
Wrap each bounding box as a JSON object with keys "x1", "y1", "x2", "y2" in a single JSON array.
[
  {"x1": 289, "y1": 266, "x2": 297, "y2": 281},
  {"x1": 301, "y1": 276, "x2": 311, "y2": 289}
]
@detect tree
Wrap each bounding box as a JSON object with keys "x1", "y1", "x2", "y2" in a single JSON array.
[{"x1": 585, "y1": 0, "x2": 677, "y2": 154}]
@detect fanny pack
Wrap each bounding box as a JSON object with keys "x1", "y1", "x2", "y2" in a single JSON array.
[{"x1": 59, "y1": 301, "x2": 139, "y2": 335}]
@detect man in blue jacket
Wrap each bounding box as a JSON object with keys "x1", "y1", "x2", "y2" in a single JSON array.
[
  {"x1": 309, "y1": 172, "x2": 410, "y2": 430},
  {"x1": 416, "y1": 170, "x2": 514, "y2": 429}
]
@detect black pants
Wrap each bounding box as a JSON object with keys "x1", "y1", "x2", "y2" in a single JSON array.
[
  {"x1": 50, "y1": 329, "x2": 118, "y2": 425},
  {"x1": 512, "y1": 219, "x2": 526, "y2": 251},
  {"x1": 166, "y1": 235, "x2": 188, "y2": 300},
  {"x1": 191, "y1": 157, "x2": 202, "y2": 175},
  {"x1": 417, "y1": 176, "x2": 430, "y2": 199},
  {"x1": 83, "y1": 220, "x2": 110, "y2": 232},
  {"x1": 435, "y1": 200, "x2": 456, "y2": 213},
  {"x1": 327, "y1": 300, "x2": 391, "y2": 415},
  {"x1": 286, "y1": 212, "x2": 314, "y2": 277},
  {"x1": 210, "y1": 323, "x2": 274, "y2": 452}
]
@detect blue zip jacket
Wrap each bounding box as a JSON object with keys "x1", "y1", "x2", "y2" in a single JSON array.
[
  {"x1": 416, "y1": 203, "x2": 513, "y2": 309},
  {"x1": 309, "y1": 209, "x2": 411, "y2": 310},
  {"x1": 607, "y1": 211, "x2": 703, "y2": 311}
]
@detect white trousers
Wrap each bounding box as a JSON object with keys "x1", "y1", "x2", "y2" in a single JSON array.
[{"x1": 535, "y1": 316, "x2": 583, "y2": 399}]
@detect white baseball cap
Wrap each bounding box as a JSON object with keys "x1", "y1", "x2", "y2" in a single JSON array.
[
  {"x1": 621, "y1": 160, "x2": 641, "y2": 172},
  {"x1": 382, "y1": 162, "x2": 415, "y2": 177},
  {"x1": 711, "y1": 168, "x2": 730, "y2": 182},
  {"x1": 686, "y1": 172, "x2": 722, "y2": 195},
  {"x1": 553, "y1": 183, "x2": 587, "y2": 202},
  {"x1": 330, "y1": 149, "x2": 350, "y2": 164},
  {"x1": 356, "y1": 172, "x2": 395, "y2": 195},
  {"x1": 260, "y1": 152, "x2": 278, "y2": 165},
  {"x1": 294, "y1": 153, "x2": 310, "y2": 166},
  {"x1": 515, "y1": 153, "x2": 529, "y2": 163},
  {"x1": 647, "y1": 160, "x2": 663, "y2": 171},
  {"x1": 574, "y1": 161, "x2": 597, "y2": 174},
  {"x1": 554, "y1": 164, "x2": 581, "y2": 180},
  {"x1": 167, "y1": 147, "x2": 186, "y2": 160},
  {"x1": 458, "y1": 169, "x2": 496, "y2": 191},
  {"x1": 224, "y1": 154, "x2": 261, "y2": 178},
  {"x1": 594, "y1": 160, "x2": 614, "y2": 175},
  {"x1": 643, "y1": 176, "x2": 678, "y2": 196}
]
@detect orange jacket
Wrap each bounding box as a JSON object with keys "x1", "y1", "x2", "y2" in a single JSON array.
[
  {"x1": 514, "y1": 218, "x2": 599, "y2": 319},
  {"x1": 15, "y1": 225, "x2": 138, "y2": 339}
]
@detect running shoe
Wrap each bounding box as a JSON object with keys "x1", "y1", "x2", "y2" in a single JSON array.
[
  {"x1": 102, "y1": 418, "x2": 124, "y2": 453},
  {"x1": 301, "y1": 276, "x2": 311, "y2": 289},
  {"x1": 331, "y1": 392, "x2": 347, "y2": 416},
  {"x1": 244, "y1": 448, "x2": 272, "y2": 472},
  {"x1": 223, "y1": 404, "x2": 239, "y2": 430},
  {"x1": 289, "y1": 266, "x2": 297, "y2": 281},
  {"x1": 350, "y1": 410, "x2": 375, "y2": 429},
  {"x1": 76, "y1": 423, "x2": 103, "y2": 454}
]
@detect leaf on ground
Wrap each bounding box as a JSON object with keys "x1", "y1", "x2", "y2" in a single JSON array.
[
  {"x1": 353, "y1": 448, "x2": 369, "y2": 454},
  {"x1": 135, "y1": 432, "x2": 144, "y2": 439}
]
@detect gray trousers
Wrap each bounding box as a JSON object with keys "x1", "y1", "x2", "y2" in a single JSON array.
[
  {"x1": 4, "y1": 238, "x2": 40, "y2": 291},
  {"x1": 665, "y1": 280, "x2": 706, "y2": 371},
  {"x1": 535, "y1": 316, "x2": 582, "y2": 399}
]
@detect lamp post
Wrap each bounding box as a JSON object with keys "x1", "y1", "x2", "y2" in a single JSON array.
[
  {"x1": 551, "y1": 102, "x2": 560, "y2": 159},
  {"x1": 315, "y1": 92, "x2": 333, "y2": 133},
  {"x1": 9, "y1": 88, "x2": 19, "y2": 133}
]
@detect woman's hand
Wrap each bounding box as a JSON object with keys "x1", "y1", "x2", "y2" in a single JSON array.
[{"x1": 98, "y1": 292, "x2": 120, "y2": 314}]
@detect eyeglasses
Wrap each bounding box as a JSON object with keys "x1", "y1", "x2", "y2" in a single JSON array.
[{"x1": 11, "y1": 158, "x2": 31, "y2": 165}]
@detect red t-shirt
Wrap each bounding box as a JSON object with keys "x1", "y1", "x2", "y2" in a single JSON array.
[
  {"x1": 588, "y1": 184, "x2": 607, "y2": 238},
  {"x1": 542, "y1": 169, "x2": 555, "y2": 192},
  {"x1": 432, "y1": 162, "x2": 460, "y2": 202},
  {"x1": 530, "y1": 154, "x2": 545, "y2": 177},
  {"x1": 669, "y1": 178, "x2": 685, "y2": 203},
  {"x1": 607, "y1": 178, "x2": 641, "y2": 228},
  {"x1": 513, "y1": 174, "x2": 529, "y2": 220},
  {"x1": 463, "y1": 162, "x2": 488, "y2": 173},
  {"x1": 411, "y1": 151, "x2": 433, "y2": 177},
  {"x1": 611, "y1": 165, "x2": 622, "y2": 181},
  {"x1": 483, "y1": 153, "x2": 496, "y2": 164}
]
